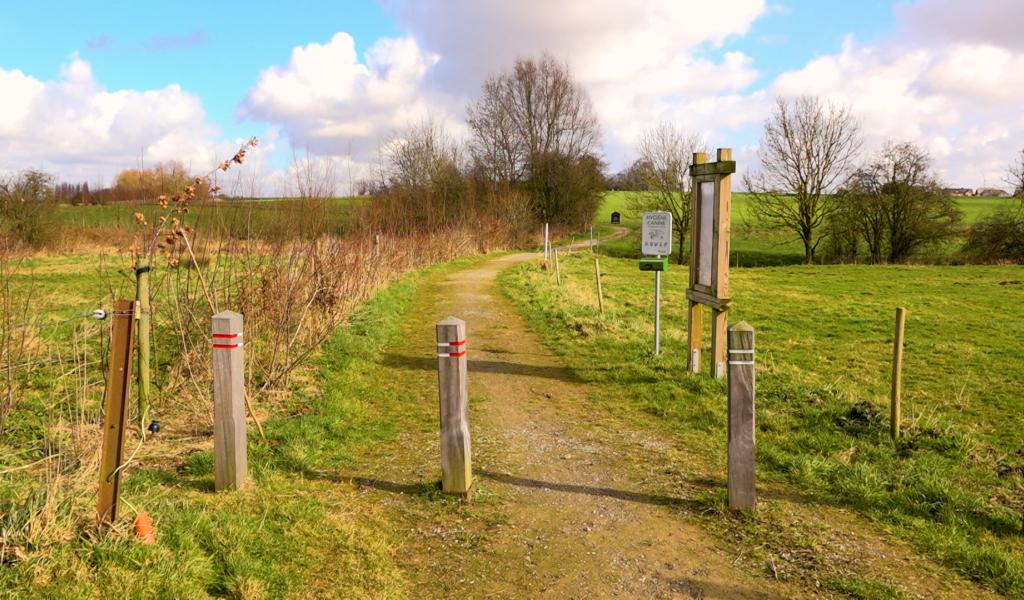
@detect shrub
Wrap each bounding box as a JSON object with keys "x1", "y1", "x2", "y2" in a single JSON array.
[
  {"x1": 962, "y1": 206, "x2": 1024, "y2": 263},
  {"x1": 0, "y1": 169, "x2": 63, "y2": 249}
]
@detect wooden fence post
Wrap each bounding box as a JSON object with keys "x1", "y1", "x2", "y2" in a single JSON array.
[
  {"x1": 135, "y1": 265, "x2": 152, "y2": 432},
  {"x1": 97, "y1": 300, "x2": 136, "y2": 524},
  {"x1": 727, "y1": 321, "x2": 756, "y2": 510},
  {"x1": 687, "y1": 302, "x2": 702, "y2": 373},
  {"x1": 891, "y1": 307, "x2": 906, "y2": 440},
  {"x1": 212, "y1": 311, "x2": 247, "y2": 491},
  {"x1": 594, "y1": 257, "x2": 604, "y2": 316},
  {"x1": 436, "y1": 317, "x2": 472, "y2": 496},
  {"x1": 554, "y1": 248, "x2": 561, "y2": 285}
]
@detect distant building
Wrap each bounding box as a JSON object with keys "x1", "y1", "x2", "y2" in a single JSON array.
[
  {"x1": 944, "y1": 187, "x2": 973, "y2": 197},
  {"x1": 976, "y1": 187, "x2": 1010, "y2": 197}
]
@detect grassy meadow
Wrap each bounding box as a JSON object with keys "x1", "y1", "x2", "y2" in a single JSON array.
[
  {"x1": 584, "y1": 191, "x2": 1018, "y2": 266},
  {"x1": 501, "y1": 206, "x2": 1024, "y2": 595}
]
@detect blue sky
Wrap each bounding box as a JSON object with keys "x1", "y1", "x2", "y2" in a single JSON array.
[{"x1": 1, "y1": 0, "x2": 1021, "y2": 190}]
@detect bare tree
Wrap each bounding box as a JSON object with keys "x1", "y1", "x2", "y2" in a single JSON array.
[
  {"x1": 626, "y1": 123, "x2": 703, "y2": 264},
  {"x1": 1007, "y1": 147, "x2": 1024, "y2": 198},
  {"x1": 837, "y1": 141, "x2": 961, "y2": 263},
  {"x1": 745, "y1": 96, "x2": 862, "y2": 263},
  {"x1": 467, "y1": 53, "x2": 603, "y2": 224},
  {"x1": 384, "y1": 118, "x2": 463, "y2": 190},
  {"x1": 290, "y1": 148, "x2": 337, "y2": 200}
]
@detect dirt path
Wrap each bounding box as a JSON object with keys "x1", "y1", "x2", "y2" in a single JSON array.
[
  {"x1": 338, "y1": 237, "x2": 999, "y2": 599},
  {"x1": 343, "y1": 238, "x2": 801, "y2": 598}
]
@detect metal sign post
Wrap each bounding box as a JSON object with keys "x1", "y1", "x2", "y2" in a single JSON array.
[{"x1": 641, "y1": 211, "x2": 672, "y2": 355}]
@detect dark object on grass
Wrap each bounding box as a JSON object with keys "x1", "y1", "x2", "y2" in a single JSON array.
[{"x1": 147, "y1": 420, "x2": 160, "y2": 434}]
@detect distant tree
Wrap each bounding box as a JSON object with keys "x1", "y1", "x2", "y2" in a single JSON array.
[
  {"x1": 607, "y1": 160, "x2": 653, "y2": 191},
  {"x1": 744, "y1": 96, "x2": 862, "y2": 263},
  {"x1": 839, "y1": 141, "x2": 962, "y2": 263},
  {"x1": 962, "y1": 206, "x2": 1024, "y2": 263},
  {"x1": 467, "y1": 53, "x2": 603, "y2": 225},
  {"x1": 1007, "y1": 148, "x2": 1024, "y2": 199},
  {"x1": 0, "y1": 169, "x2": 61, "y2": 247},
  {"x1": 112, "y1": 161, "x2": 205, "y2": 203},
  {"x1": 525, "y1": 151, "x2": 606, "y2": 228},
  {"x1": 626, "y1": 123, "x2": 703, "y2": 264}
]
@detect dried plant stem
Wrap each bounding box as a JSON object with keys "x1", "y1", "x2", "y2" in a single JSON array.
[{"x1": 179, "y1": 231, "x2": 217, "y2": 313}]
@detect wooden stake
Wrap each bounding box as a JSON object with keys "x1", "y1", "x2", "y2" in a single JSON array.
[
  {"x1": 553, "y1": 247, "x2": 561, "y2": 285},
  {"x1": 727, "y1": 321, "x2": 756, "y2": 510},
  {"x1": 436, "y1": 317, "x2": 472, "y2": 496},
  {"x1": 711, "y1": 309, "x2": 728, "y2": 379},
  {"x1": 97, "y1": 300, "x2": 136, "y2": 524},
  {"x1": 594, "y1": 257, "x2": 604, "y2": 316},
  {"x1": 212, "y1": 311, "x2": 247, "y2": 491},
  {"x1": 135, "y1": 265, "x2": 152, "y2": 432},
  {"x1": 687, "y1": 301, "x2": 702, "y2": 373},
  {"x1": 891, "y1": 307, "x2": 906, "y2": 440}
]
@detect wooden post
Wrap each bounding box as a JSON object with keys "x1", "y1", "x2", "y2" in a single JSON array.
[
  {"x1": 543, "y1": 222, "x2": 550, "y2": 265},
  {"x1": 553, "y1": 247, "x2": 561, "y2": 285},
  {"x1": 711, "y1": 309, "x2": 728, "y2": 379},
  {"x1": 727, "y1": 321, "x2": 756, "y2": 510},
  {"x1": 212, "y1": 311, "x2": 247, "y2": 491},
  {"x1": 891, "y1": 307, "x2": 906, "y2": 440},
  {"x1": 97, "y1": 300, "x2": 136, "y2": 524},
  {"x1": 436, "y1": 317, "x2": 472, "y2": 496},
  {"x1": 135, "y1": 265, "x2": 152, "y2": 432},
  {"x1": 687, "y1": 301, "x2": 702, "y2": 373},
  {"x1": 594, "y1": 257, "x2": 604, "y2": 316}
]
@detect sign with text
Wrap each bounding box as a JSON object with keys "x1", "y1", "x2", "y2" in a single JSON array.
[{"x1": 641, "y1": 211, "x2": 672, "y2": 256}]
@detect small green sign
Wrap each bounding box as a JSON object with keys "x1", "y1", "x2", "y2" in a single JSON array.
[{"x1": 639, "y1": 258, "x2": 668, "y2": 272}]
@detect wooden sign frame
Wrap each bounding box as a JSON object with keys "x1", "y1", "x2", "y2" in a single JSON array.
[{"x1": 686, "y1": 148, "x2": 736, "y2": 378}]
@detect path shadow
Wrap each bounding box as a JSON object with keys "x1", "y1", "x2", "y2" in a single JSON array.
[
  {"x1": 380, "y1": 353, "x2": 579, "y2": 383},
  {"x1": 476, "y1": 469, "x2": 701, "y2": 510}
]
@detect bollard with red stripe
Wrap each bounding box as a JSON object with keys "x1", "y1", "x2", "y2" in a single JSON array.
[
  {"x1": 435, "y1": 316, "x2": 473, "y2": 496},
  {"x1": 212, "y1": 310, "x2": 247, "y2": 491}
]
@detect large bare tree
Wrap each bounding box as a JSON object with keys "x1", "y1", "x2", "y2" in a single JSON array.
[
  {"x1": 626, "y1": 123, "x2": 703, "y2": 264},
  {"x1": 467, "y1": 53, "x2": 603, "y2": 224},
  {"x1": 839, "y1": 141, "x2": 961, "y2": 263},
  {"x1": 745, "y1": 96, "x2": 862, "y2": 263}
]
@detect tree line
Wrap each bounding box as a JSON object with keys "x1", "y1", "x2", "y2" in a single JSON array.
[
  {"x1": 366, "y1": 53, "x2": 605, "y2": 236},
  {"x1": 620, "y1": 96, "x2": 1024, "y2": 265}
]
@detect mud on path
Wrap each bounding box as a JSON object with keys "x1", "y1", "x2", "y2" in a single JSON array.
[{"x1": 336, "y1": 236, "x2": 998, "y2": 599}]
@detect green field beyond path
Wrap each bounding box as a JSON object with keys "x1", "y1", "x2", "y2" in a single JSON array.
[{"x1": 502, "y1": 200, "x2": 1024, "y2": 596}]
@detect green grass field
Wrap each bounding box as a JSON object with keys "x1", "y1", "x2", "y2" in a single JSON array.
[
  {"x1": 54, "y1": 197, "x2": 361, "y2": 242},
  {"x1": 501, "y1": 206, "x2": 1024, "y2": 596},
  {"x1": 590, "y1": 191, "x2": 1018, "y2": 267},
  {"x1": 0, "y1": 257, "x2": 487, "y2": 598}
]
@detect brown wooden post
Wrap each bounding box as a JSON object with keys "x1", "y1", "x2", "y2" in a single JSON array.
[
  {"x1": 711, "y1": 310, "x2": 728, "y2": 379},
  {"x1": 436, "y1": 317, "x2": 472, "y2": 496},
  {"x1": 727, "y1": 321, "x2": 756, "y2": 510},
  {"x1": 554, "y1": 247, "x2": 561, "y2": 285},
  {"x1": 212, "y1": 311, "x2": 247, "y2": 491},
  {"x1": 710, "y1": 148, "x2": 733, "y2": 379},
  {"x1": 687, "y1": 301, "x2": 702, "y2": 373},
  {"x1": 891, "y1": 307, "x2": 906, "y2": 440},
  {"x1": 97, "y1": 300, "x2": 136, "y2": 524},
  {"x1": 594, "y1": 257, "x2": 604, "y2": 316}
]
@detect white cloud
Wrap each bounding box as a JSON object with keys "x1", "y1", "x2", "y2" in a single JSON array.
[
  {"x1": 385, "y1": 0, "x2": 767, "y2": 165},
  {"x1": 239, "y1": 32, "x2": 448, "y2": 161},
  {"x1": 896, "y1": 0, "x2": 1024, "y2": 50},
  {"x1": 768, "y1": 29, "x2": 1024, "y2": 187},
  {"x1": 0, "y1": 54, "x2": 226, "y2": 184},
  {"x1": 240, "y1": 2, "x2": 768, "y2": 171}
]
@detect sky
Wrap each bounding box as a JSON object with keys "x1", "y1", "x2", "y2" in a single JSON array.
[{"x1": 1, "y1": 0, "x2": 1022, "y2": 195}]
